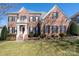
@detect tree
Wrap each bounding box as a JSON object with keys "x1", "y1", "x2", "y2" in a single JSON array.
[
  {"x1": 68, "y1": 21, "x2": 79, "y2": 36},
  {"x1": 0, "y1": 3, "x2": 19, "y2": 20},
  {"x1": 76, "y1": 25, "x2": 79, "y2": 35},
  {"x1": 1, "y1": 26, "x2": 8, "y2": 40}
]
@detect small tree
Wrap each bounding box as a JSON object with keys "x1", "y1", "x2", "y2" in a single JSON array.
[
  {"x1": 69, "y1": 21, "x2": 79, "y2": 36},
  {"x1": 1, "y1": 26, "x2": 8, "y2": 40},
  {"x1": 76, "y1": 25, "x2": 79, "y2": 35}
]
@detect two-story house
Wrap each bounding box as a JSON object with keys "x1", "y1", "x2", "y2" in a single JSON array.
[
  {"x1": 8, "y1": 7, "x2": 41, "y2": 41},
  {"x1": 7, "y1": 5, "x2": 69, "y2": 41}
]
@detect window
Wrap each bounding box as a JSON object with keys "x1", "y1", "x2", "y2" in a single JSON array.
[
  {"x1": 35, "y1": 26, "x2": 38, "y2": 33},
  {"x1": 36, "y1": 16, "x2": 39, "y2": 21},
  {"x1": 32, "y1": 16, "x2": 36, "y2": 21},
  {"x1": 45, "y1": 25, "x2": 50, "y2": 33},
  {"x1": 8, "y1": 16, "x2": 16, "y2": 22},
  {"x1": 8, "y1": 16, "x2": 12, "y2": 22},
  {"x1": 29, "y1": 27, "x2": 33, "y2": 32},
  {"x1": 20, "y1": 16, "x2": 26, "y2": 20},
  {"x1": 12, "y1": 27, "x2": 15, "y2": 33},
  {"x1": 76, "y1": 16, "x2": 79, "y2": 23},
  {"x1": 29, "y1": 16, "x2": 33, "y2": 21},
  {"x1": 60, "y1": 25, "x2": 66, "y2": 33},
  {"x1": 52, "y1": 26, "x2": 54, "y2": 33},
  {"x1": 36, "y1": 16, "x2": 38, "y2": 20},
  {"x1": 52, "y1": 12, "x2": 58, "y2": 19},
  {"x1": 29, "y1": 16, "x2": 36, "y2": 21},
  {"x1": 52, "y1": 26, "x2": 58, "y2": 33}
]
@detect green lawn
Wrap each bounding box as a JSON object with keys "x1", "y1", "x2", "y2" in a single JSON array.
[{"x1": 0, "y1": 39, "x2": 79, "y2": 56}]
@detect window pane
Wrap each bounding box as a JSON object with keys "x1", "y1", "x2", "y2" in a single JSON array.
[
  {"x1": 20, "y1": 16, "x2": 26, "y2": 20},
  {"x1": 52, "y1": 12, "x2": 58, "y2": 19},
  {"x1": 45, "y1": 26, "x2": 48, "y2": 33},
  {"x1": 9, "y1": 16, "x2": 16, "y2": 22},
  {"x1": 77, "y1": 16, "x2": 79, "y2": 23},
  {"x1": 12, "y1": 27, "x2": 15, "y2": 33},
  {"x1": 35, "y1": 26, "x2": 38, "y2": 33},
  {"x1": 33, "y1": 16, "x2": 36, "y2": 21},
  {"x1": 52, "y1": 26, "x2": 58, "y2": 33},
  {"x1": 29, "y1": 27, "x2": 33, "y2": 32},
  {"x1": 60, "y1": 25, "x2": 66, "y2": 33},
  {"x1": 8, "y1": 16, "x2": 12, "y2": 21},
  {"x1": 45, "y1": 25, "x2": 50, "y2": 33}
]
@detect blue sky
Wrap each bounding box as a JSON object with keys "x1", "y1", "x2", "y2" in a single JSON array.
[{"x1": 0, "y1": 3, "x2": 79, "y2": 26}]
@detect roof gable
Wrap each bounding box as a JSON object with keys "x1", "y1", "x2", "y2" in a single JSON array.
[
  {"x1": 18, "y1": 7, "x2": 29, "y2": 14},
  {"x1": 43, "y1": 5, "x2": 67, "y2": 19},
  {"x1": 70, "y1": 11, "x2": 79, "y2": 19}
]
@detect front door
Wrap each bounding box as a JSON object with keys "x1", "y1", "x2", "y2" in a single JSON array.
[
  {"x1": 22, "y1": 26, "x2": 25, "y2": 33},
  {"x1": 20, "y1": 25, "x2": 25, "y2": 34}
]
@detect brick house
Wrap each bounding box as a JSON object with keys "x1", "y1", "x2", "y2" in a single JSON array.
[
  {"x1": 41, "y1": 5, "x2": 69, "y2": 37},
  {"x1": 71, "y1": 11, "x2": 79, "y2": 23},
  {"x1": 7, "y1": 5, "x2": 69, "y2": 41}
]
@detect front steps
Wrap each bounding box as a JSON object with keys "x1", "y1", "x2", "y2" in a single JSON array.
[{"x1": 16, "y1": 34, "x2": 28, "y2": 41}]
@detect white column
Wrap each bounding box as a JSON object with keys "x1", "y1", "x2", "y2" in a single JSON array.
[
  {"x1": 36, "y1": 16, "x2": 38, "y2": 21},
  {"x1": 10, "y1": 27, "x2": 12, "y2": 33},
  {"x1": 30, "y1": 27, "x2": 32, "y2": 32},
  {"x1": 17, "y1": 25, "x2": 20, "y2": 35},
  {"x1": 24, "y1": 24, "x2": 28, "y2": 34},
  {"x1": 21, "y1": 27, "x2": 22, "y2": 34}
]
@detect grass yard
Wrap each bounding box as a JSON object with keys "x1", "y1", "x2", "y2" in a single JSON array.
[{"x1": 0, "y1": 39, "x2": 79, "y2": 56}]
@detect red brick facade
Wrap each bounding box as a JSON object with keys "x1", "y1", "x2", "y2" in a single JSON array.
[
  {"x1": 7, "y1": 5, "x2": 69, "y2": 40},
  {"x1": 41, "y1": 5, "x2": 69, "y2": 36}
]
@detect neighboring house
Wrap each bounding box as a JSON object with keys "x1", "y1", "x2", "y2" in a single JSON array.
[
  {"x1": 7, "y1": 5, "x2": 69, "y2": 41},
  {"x1": 0, "y1": 27, "x2": 3, "y2": 37},
  {"x1": 71, "y1": 12, "x2": 79, "y2": 23},
  {"x1": 67, "y1": 11, "x2": 79, "y2": 35}
]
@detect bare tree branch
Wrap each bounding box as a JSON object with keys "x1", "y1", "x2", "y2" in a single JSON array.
[{"x1": 0, "y1": 3, "x2": 19, "y2": 20}]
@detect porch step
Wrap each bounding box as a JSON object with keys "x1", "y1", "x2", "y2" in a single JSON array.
[
  {"x1": 18, "y1": 34, "x2": 23, "y2": 40},
  {"x1": 16, "y1": 34, "x2": 28, "y2": 41},
  {"x1": 23, "y1": 34, "x2": 28, "y2": 40}
]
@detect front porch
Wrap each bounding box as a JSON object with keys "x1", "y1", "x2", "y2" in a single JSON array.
[{"x1": 16, "y1": 24, "x2": 28, "y2": 41}]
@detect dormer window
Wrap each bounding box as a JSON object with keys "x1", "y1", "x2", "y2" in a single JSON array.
[
  {"x1": 52, "y1": 12, "x2": 58, "y2": 19},
  {"x1": 20, "y1": 16, "x2": 26, "y2": 20}
]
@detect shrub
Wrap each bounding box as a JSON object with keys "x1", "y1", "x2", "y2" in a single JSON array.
[
  {"x1": 68, "y1": 21, "x2": 79, "y2": 36},
  {"x1": 59, "y1": 33, "x2": 66, "y2": 38},
  {"x1": 6, "y1": 34, "x2": 16, "y2": 41},
  {"x1": 28, "y1": 32, "x2": 34, "y2": 37},
  {"x1": 1, "y1": 26, "x2": 8, "y2": 40},
  {"x1": 40, "y1": 33, "x2": 46, "y2": 38},
  {"x1": 34, "y1": 32, "x2": 39, "y2": 37}
]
